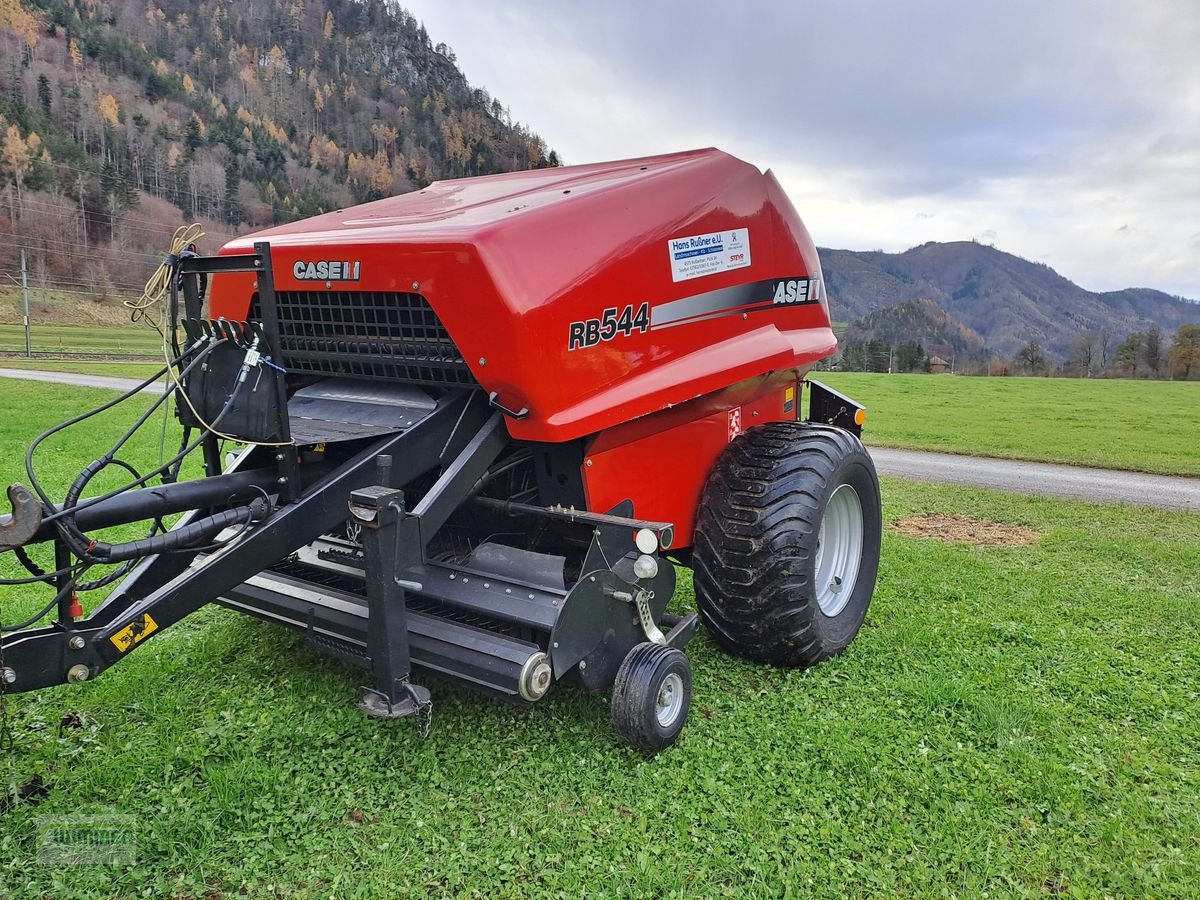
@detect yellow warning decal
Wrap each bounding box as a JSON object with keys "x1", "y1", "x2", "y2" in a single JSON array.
[
  {"x1": 784, "y1": 387, "x2": 795, "y2": 402},
  {"x1": 109, "y1": 614, "x2": 159, "y2": 654}
]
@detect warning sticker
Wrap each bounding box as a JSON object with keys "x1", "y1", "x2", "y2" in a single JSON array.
[
  {"x1": 109, "y1": 613, "x2": 159, "y2": 654},
  {"x1": 727, "y1": 407, "x2": 743, "y2": 442},
  {"x1": 667, "y1": 229, "x2": 752, "y2": 283}
]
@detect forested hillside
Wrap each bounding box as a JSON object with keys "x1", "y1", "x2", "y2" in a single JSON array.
[
  {"x1": 0, "y1": 0, "x2": 556, "y2": 299},
  {"x1": 839, "y1": 298, "x2": 986, "y2": 372},
  {"x1": 820, "y1": 242, "x2": 1198, "y2": 362}
]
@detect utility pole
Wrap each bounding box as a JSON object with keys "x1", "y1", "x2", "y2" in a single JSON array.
[{"x1": 21, "y1": 249, "x2": 32, "y2": 358}]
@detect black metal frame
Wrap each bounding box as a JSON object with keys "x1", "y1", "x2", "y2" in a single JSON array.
[
  {"x1": 175, "y1": 243, "x2": 299, "y2": 494},
  {"x1": 1, "y1": 242, "x2": 699, "y2": 727}
]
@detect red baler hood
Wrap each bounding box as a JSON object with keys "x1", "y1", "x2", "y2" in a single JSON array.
[{"x1": 210, "y1": 148, "x2": 835, "y2": 442}]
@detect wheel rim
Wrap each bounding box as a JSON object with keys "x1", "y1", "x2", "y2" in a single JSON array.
[
  {"x1": 656, "y1": 672, "x2": 684, "y2": 727},
  {"x1": 814, "y1": 483, "x2": 864, "y2": 617}
]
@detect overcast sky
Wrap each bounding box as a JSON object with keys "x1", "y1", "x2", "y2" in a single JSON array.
[{"x1": 404, "y1": 0, "x2": 1200, "y2": 300}]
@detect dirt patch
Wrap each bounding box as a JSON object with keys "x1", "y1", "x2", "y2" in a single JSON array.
[{"x1": 892, "y1": 514, "x2": 1040, "y2": 548}]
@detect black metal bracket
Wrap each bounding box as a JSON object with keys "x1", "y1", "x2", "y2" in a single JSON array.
[
  {"x1": 806, "y1": 378, "x2": 864, "y2": 436},
  {"x1": 349, "y1": 469, "x2": 430, "y2": 720},
  {"x1": 487, "y1": 391, "x2": 528, "y2": 419}
]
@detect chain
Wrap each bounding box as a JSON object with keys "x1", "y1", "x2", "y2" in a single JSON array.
[
  {"x1": 0, "y1": 598, "x2": 12, "y2": 752},
  {"x1": 416, "y1": 695, "x2": 433, "y2": 740}
]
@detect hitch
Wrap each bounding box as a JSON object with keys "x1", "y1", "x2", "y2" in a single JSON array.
[{"x1": 0, "y1": 484, "x2": 42, "y2": 552}]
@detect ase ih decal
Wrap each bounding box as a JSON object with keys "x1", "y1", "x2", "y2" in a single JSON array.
[
  {"x1": 566, "y1": 276, "x2": 823, "y2": 349},
  {"x1": 293, "y1": 260, "x2": 361, "y2": 281}
]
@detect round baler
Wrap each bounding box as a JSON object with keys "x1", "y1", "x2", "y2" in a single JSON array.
[{"x1": 0, "y1": 148, "x2": 880, "y2": 752}]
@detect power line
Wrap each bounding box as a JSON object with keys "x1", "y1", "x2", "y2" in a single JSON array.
[
  {"x1": 0, "y1": 236, "x2": 163, "y2": 264},
  {"x1": 0, "y1": 277, "x2": 147, "y2": 295},
  {"x1": 0, "y1": 281, "x2": 139, "y2": 301}
]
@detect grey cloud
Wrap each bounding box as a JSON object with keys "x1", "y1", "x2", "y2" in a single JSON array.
[{"x1": 406, "y1": 0, "x2": 1200, "y2": 298}]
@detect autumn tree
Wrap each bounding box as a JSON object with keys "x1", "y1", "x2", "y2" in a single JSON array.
[
  {"x1": 1, "y1": 0, "x2": 39, "y2": 59},
  {"x1": 1168, "y1": 324, "x2": 1200, "y2": 380},
  {"x1": 1, "y1": 122, "x2": 38, "y2": 213}
]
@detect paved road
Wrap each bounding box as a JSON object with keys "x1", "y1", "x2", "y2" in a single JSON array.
[
  {"x1": 1, "y1": 367, "x2": 1196, "y2": 512},
  {"x1": 869, "y1": 447, "x2": 1200, "y2": 513},
  {"x1": 0, "y1": 366, "x2": 165, "y2": 394}
]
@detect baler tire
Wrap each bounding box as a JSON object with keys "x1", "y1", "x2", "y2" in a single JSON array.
[
  {"x1": 611, "y1": 643, "x2": 692, "y2": 753},
  {"x1": 693, "y1": 422, "x2": 881, "y2": 668}
]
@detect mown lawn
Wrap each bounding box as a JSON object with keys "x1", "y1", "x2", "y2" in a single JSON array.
[
  {"x1": 0, "y1": 381, "x2": 1197, "y2": 897},
  {"x1": 818, "y1": 372, "x2": 1200, "y2": 476}
]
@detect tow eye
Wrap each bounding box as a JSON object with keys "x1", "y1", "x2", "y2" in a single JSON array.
[{"x1": 0, "y1": 483, "x2": 42, "y2": 552}]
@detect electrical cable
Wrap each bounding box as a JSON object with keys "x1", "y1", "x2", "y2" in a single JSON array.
[
  {"x1": 164, "y1": 336, "x2": 295, "y2": 447},
  {"x1": 22, "y1": 339, "x2": 208, "y2": 517},
  {"x1": 5, "y1": 233, "x2": 288, "y2": 619},
  {"x1": 0, "y1": 569, "x2": 88, "y2": 633},
  {"x1": 123, "y1": 223, "x2": 205, "y2": 335},
  {"x1": 39, "y1": 346, "x2": 246, "y2": 531}
]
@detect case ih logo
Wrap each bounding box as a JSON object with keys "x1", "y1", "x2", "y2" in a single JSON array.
[{"x1": 293, "y1": 260, "x2": 361, "y2": 281}]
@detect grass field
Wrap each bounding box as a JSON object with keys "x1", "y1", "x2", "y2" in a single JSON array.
[
  {"x1": 819, "y1": 372, "x2": 1200, "y2": 476},
  {"x1": 0, "y1": 286, "x2": 140, "y2": 330},
  {"x1": 0, "y1": 381, "x2": 1197, "y2": 897}
]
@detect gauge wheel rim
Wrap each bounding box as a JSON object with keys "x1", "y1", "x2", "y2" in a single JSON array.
[{"x1": 656, "y1": 672, "x2": 685, "y2": 727}]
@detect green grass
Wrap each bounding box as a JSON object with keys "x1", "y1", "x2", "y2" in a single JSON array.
[
  {"x1": 0, "y1": 324, "x2": 163, "y2": 358},
  {"x1": 818, "y1": 372, "x2": 1200, "y2": 476},
  {"x1": 1, "y1": 380, "x2": 1198, "y2": 896},
  {"x1": 0, "y1": 286, "x2": 141, "y2": 330},
  {"x1": 0, "y1": 359, "x2": 166, "y2": 379}
]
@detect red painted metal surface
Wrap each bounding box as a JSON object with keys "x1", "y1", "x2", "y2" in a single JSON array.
[
  {"x1": 582, "y1": 372, "x2": 803, "y2": 548},
  {"x1": 209, "y1": 148, "x2": 835, "y2": 444}
]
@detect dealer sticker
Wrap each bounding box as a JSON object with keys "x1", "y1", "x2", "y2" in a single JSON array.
[{"x1": 667, "y1": 229, "x2": 752, "y2": 282}]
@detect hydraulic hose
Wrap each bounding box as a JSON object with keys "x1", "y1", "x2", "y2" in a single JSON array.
[{"x1": 85, "y1": 498, "x2": 271, "y2": 563}]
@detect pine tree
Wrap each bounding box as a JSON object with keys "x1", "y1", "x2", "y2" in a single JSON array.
[{"x1": 36, "y1": 75, "x2": 51, "y2": 117}]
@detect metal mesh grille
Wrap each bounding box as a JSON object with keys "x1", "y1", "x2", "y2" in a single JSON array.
[{"x1": 250, "y1": 291, "x2": 476, "y2": 387}]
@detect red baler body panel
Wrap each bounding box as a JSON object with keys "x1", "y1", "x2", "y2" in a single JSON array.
[{"x1": 210, "y1": 148, "x2": 835, "y2": 445}]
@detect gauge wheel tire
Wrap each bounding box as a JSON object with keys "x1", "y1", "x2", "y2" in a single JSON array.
[
  {"x1": 611, "y1": 643, "x2": 692, "y2": 753},
  {"x1": 694, "y1": 422, "x2": 881, "y2": 668}
]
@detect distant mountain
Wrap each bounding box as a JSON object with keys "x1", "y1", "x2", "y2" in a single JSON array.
[{"x1": 819, "y1": 241, "x2": 1199, "y2": 360}]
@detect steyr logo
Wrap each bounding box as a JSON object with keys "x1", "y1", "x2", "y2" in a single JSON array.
[{"x1": 293, "y1": 260, "x2": 361, "y2": 281}]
